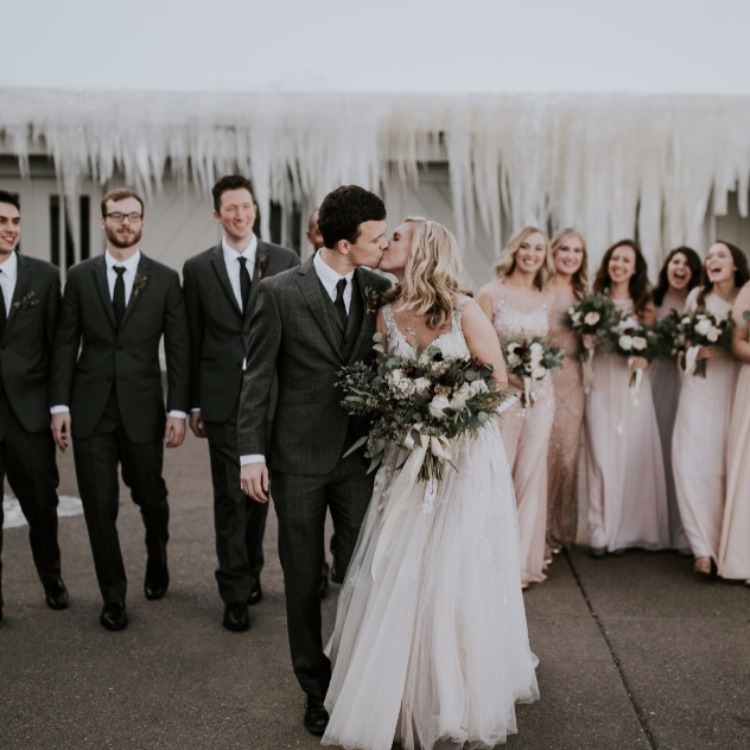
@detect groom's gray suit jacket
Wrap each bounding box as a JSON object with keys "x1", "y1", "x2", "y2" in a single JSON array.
[{"x1": 237, "y1": 256, "x2": 390, "y2": 475}]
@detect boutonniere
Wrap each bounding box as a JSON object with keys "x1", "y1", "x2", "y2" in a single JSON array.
[
  {"x1": 364, "y1": 285, "x2": 384, "y2": 315},
  {"x1": 12, "y1": 290, "x2": 39, "y2": 310},
  {"x1": 133, "y1": 274, "x2": 148, "y2": 298},
  {"x1": 255, "y1": 250, "x2": 269, "y2": 281}
]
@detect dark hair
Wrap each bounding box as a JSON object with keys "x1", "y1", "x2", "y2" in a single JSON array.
[
  {"x1": 593, "y1": 239, "x2": 652, "y2": 317},
  {"x1": 101, "y1": 188, "x2": 144, "y2": 218},
  {"x1": 696, "y1": 240, "x2": 750, "y2": 309},
  {"x1": 212, "y1": 175, "x2": 255, "y2": 212},
  {"x1": 0, "y1": 190, "x2": 20, "y2": 211},
  {"x1": 652, "y1": 246, "x2": 702, "y2": 307},
  {"x1": 317, "y1": 185, "x2": 386, "y2": 248}
]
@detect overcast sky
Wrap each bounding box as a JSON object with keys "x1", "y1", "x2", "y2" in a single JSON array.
[{"x1": 3, "y1": 0, "x2": 749, "y2": 95}]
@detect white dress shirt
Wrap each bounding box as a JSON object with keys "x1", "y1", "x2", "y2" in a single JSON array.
[
  {"x1": 105, "y1": 248, "x2": 141, "y2": 304},
  {"x1": 223, "y1": 235, "x2": 258, "y2": 312},
  {"x1": 239, "y1": 250, "x2": 354, "y2": 466},
  {"x1": 0, "y1": 249, "x2": 18, "y2": 315}
]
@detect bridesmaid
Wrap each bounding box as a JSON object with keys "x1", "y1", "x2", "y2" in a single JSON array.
[
  {"x1": 585, "y1": 240, "x2": 669, "y2": 556},
  {"x1": 672, "y1": 241, "x2": 748, "y2": 576},
  {"x1": 650, "y1": 247, "x2": 702, "y2": 552},
  {"x1": 718, "y1": 279, "x2": 750, "y2": 585},
  {"x1": 546, "y1": 228, "x2": 588, "y2": 560},
  {"x1": 478, "y1": 226, "x2": 556, "y2": 587}
]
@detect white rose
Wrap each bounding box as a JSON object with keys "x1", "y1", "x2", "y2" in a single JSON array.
[
  {"x1": 428, "y1": 395, "x2": 451, "y2": 419},
  {"x1": 449, "y1": 393, "x2": 467, "y2": 411},
  {"x1": 529, "y1": 342, "x2": 544, "y2": 356},
  {"x1": 413, "y1": 377, "x2": 432, "y2": 394},
  {"x1": 583, "y1": 311, "x2": 601, "y2": 326},
  {"x1": 469, "y1": 379, "x2": 489, "y2": 396},
  {"x1": 706, "y1": 328, "x2": 720, "y2": 343},
  {"x1": 531, "y1": 366, "x2": 547, "y2": 380},
  {"x1": 694, "y1": 318, "x2": 712, "y2": 337},
  {"x1": 618, "y1": 334, "x2": 634, "y2": 351},
  {"x1": 507, "y1": 353, "x2": 520, "y2": 367},
  {"x1": 632, "y1": 336, "x2": 648, "y2": 351}
]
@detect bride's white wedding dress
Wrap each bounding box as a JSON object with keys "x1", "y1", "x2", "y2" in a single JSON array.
[{"x1": 322, "y1": 301, "x2": 539, "y2": 750}]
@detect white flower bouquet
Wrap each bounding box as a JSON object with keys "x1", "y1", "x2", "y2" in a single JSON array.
[
  {"x1": 503, "y1": 337, "x2": 564, "y2": 407},
  {"x1": 678, "y1": 310, "x2": 732, "y2": 377}
]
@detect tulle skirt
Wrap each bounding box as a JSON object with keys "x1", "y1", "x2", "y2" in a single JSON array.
[{"x1": 322, "y1": 421, "x2": 539, "y2": 750}]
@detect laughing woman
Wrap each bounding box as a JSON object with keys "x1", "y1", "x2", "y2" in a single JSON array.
[
  {"x1": 585, "y1": 240, "x2": 669, "y2": 556},
  {"x1": 478, "y1": 227, "x2": 556, "y2": 587},
  {"x1": 650, "y1": 247, "x2": 702, "y2": 552},
  {"x1": 546, "y1": 229, "x2": 588, "y2": 558},
  {"x1": 718, "y1": 280, "x2": 750, "y2": 585},
  {"x1": 672, "y1": 242, "x2": 748, "y2": 576}
]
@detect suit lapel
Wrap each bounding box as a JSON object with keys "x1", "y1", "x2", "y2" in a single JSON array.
[
  {"x1": 210, "y1": 244, "x2": 242, "y2": 316},
  {"x1": 295, "y1": 258, "x2": 343, "y2": 358},
  {"x1": 119, "y1": 254, "x2": 152, "y2": 330},
  {"x1": 5, "y1": 252, "x2": 31, "y2": 329},
  {"x1": 93, "y1": 255, "x2": 116, "y2": 330},
  {"x1": 245, "y1": 241, "x2": 269, "y2": 320}
]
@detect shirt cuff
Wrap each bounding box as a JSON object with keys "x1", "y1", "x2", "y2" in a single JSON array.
[
  {"x1": 240, "y1": 454, "x2": 266, "y2": 465},
  {"x1": 167, "y1": 410, "x2": 187, "y2": 419},
  {"x1": 190, "y1": 407, "x2": 201, "y2": 413},
  {"x1": 50, "y1": 405, "x2": 70, "y2": 414}
]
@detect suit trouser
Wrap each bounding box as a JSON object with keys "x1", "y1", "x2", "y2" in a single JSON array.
[
  {"x1": 0, "y1": 393, "x2": 61, "y2": 608},
  {"x1": 271, "y1": 449, "x2": 373, "y2": 699},
  {"x1": 204, "y1": 418, "x2": 268, "y2": 604},
  {"x1": 73, "y1": 394, "x2": 169, "y2": 605}
]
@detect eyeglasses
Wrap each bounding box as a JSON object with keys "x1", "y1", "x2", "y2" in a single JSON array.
[{"x1": 106, "y1": 212, "x2": 143, "y2": 223}]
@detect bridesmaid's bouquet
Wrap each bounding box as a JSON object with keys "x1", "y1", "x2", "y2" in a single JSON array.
[
  {"x1": 678, "y1": 310, "x2": 732, "y2": 377},
  {"x1": 652, "y1": 309, "x2": 686, "y2": 359},
  {"x1": 337, "y1": 339, "x2": 508, "y2": 483},
  {"x1": 611, "y1": 315, "x2": 657, "y2": 396},
  {"x1": 565, "y1": 294, "x2": 620, "y2": 360},
  {"x1": 503, "y1": 337, "x2": 564, "y2": 407}
]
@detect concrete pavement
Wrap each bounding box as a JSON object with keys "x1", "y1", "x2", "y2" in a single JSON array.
[{"x1": 1, "y1": 434, "x2": 748, "y2": 750}]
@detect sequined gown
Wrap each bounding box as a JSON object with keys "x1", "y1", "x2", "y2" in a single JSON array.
[
  {"x1": 585, "y1": 298, "x2": 669, "y2": 552},
  {"x1": 546, "y1": 282, "x2": 584, "y2": 550},
  {"x1": 486, "y1": 281, "x2": 555, "y2": 583},
  {"x1": 650, "y1": 297, "x2": 689, "y2": 550},
  {"x1": 323, "y1": 300, "x2": 539, "y2": 750},
  {"x1": 672, "y1": 290, "x2": 739, "y2": 562}
]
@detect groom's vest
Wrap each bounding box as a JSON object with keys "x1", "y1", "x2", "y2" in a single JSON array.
[{"x1": 320, "y1": 275, "x2": 364, "y2": 361}]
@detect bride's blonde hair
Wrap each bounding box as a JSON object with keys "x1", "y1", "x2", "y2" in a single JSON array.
[{"x1": 391, "y1": 216, "x2": 472, "y2": 329}]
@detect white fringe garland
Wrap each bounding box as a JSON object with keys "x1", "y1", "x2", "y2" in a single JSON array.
[{"x1": 1, "y1": 88, "x2": 749, "y2": 268}]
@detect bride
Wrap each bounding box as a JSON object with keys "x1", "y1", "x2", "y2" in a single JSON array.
[{"x1": 322, "y1": 218, "x2": 539, "y2": 750}]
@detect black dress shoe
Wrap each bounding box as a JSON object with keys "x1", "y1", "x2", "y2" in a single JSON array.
[
  {"x1": 44, "y1": 577, "x2": 69, "y2": 610},
  {"x1": 144, "y1": 569, "x2": 170, "y2": 601},
  {"x1": 222, "y1": 603, "x2": 250, "y2": 632},
  {"x1": 319, "y1": 562, "x2": 330, "y2": 600},
  {"x1": 100, "y1": 602, "x2": 128, "y2": 631},
  {"x1": 248, "y1": 579, "x2": 263, "y2": 606},
  {"x1": 303, "y1": 694, "x2": 329, "y2": 736}
]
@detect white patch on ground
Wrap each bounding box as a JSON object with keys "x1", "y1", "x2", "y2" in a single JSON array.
[{"x1": 3, "y1": 495, "x2": 83, "y2": 529}]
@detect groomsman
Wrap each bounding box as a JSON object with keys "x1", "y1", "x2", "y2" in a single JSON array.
[
  {"x1": 51, "y1": 188, "x2": 190, "y2": 631},
  {"x1": 183, "y1": 175, "x2": 299, "y2": 632},
  {"x1": 0, "y1": 190, "x2": 67, "y2": 621}
]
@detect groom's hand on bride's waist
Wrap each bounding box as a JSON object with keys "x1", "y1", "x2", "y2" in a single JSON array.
[{"x1": 240, "y1": 463, "x2": 270, "y2": 503}]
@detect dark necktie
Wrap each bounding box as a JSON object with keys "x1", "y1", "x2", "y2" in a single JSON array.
[
  {"x1": 238, "y1": 256, "x2": 251, "y2": 313},
  {"x1": 0, "y1": 270, "x2": 6, "y2": 338},
  {"x1": 334, "y1": 278, "x2": 348, "y2": 328},
  {"x1": 113, "y1": 266, "x2": 126, "y2": 327}
]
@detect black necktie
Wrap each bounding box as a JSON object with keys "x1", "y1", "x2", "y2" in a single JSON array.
[
  {"x1": 238, "y1": 256, "x2": 251, "y2": 313},
  {"x1": 113, "y1": 266, "x2": 126, "y2": 327},
  {"x1": 0, "y1": 270, "x2": 6, "y2": 338},
  {"x1": 334, "y1": 278, "x2": 348, "y2": 328}
]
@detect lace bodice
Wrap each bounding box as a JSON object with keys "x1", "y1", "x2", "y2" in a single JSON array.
[
  {"x1": 382, "y1": 297, "x2": 471, "y2": 359},
  {"x1": 488, "y1": 281, "x2": 553, "y2": 347}
]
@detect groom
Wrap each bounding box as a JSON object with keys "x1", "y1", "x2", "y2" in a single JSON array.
[{"x1": 238, "y1": 184, "x2": 390, "y2": 735}]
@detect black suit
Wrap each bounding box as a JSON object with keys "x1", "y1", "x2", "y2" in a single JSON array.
[
  {"x1": 0, "y1": 252, "x2": 62, "y2": 608},
  {"x1": 238, "y1": 258, "x2": 390, "y2": 698},
  {"x1": 51, "y1": 253, "x2": 190, "y2": 604},
  {"x1": 183, "y1": 240, "x2": 299, "y2": 605}
]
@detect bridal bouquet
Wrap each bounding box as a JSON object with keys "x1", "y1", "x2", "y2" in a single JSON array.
[
  {"x1": 565, "y1": 294, "x2": 620, "y2": 357},
  {"x1": 337, "y1": 339, "x2": 508, "y2": 482},
  {"x1": 503, "y1": 337, "x2": 564, "y2": 407},
  {"x1": 678, "y1": 310, "x2": 732, "y2": 377}
]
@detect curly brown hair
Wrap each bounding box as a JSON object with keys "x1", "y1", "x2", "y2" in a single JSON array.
[{"x1": 592, "y1": 239, "x2": 652, "y2": 317}]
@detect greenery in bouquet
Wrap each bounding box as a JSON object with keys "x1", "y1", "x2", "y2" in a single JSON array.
[
  {"x1": 503, "y1": 337, "x2": 564, "y2": 407},
  {"x1": 565, "y1": 294, "x2": 620, "y2": 360},
  {"x1": 678, "y1": 309, "x2": 733, "y2": 377},
  {"x1": 336, "y1": 337, "x2": 508, "y2": 482},
  {"x1": 652, "y1": 309, "x2": 686, "y2": 358}
]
